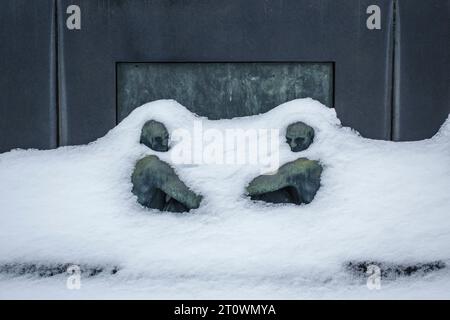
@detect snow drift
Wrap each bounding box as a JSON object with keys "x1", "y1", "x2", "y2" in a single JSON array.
[{"x1": 0, "y1": 99, "x2": 449, "y2": 298}]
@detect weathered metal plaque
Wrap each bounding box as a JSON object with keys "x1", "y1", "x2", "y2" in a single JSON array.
[{"x1": 117, "y1": 62, "x2": 333, "y2": 121}]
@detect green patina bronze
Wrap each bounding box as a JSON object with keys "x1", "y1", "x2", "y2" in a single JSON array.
[
  {"x1": 286, "y1": 121, "x2": 315, "y2": 152},
  {"x1": 140, "y1": 120, "x2": 169, "y2": 152},
  {"x1": 247, "y1": 158, "x2": 322, "y2": 205},
  {"x1": 118, "y1": 62, "x2": 332, "y2": 121},
  {"x1": 133, "y1": 117, "x2": 322, "y2": 211},
  {"x1": 131, "y1": 155, "x2": 203, "y2": 212}
]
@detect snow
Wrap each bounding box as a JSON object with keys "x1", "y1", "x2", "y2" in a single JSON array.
[{"x1": 0, "y1": 98, "x2": 449, "y2": 299}]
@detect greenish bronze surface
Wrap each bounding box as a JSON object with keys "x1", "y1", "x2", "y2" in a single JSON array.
[
  {"x1": 131, "y1": 155, "x2": 202, "y2": 212},
  {"x1": 117, "y1": 62, "x2": 333, "y2": 121},
  {"x1": 247, "y1": 158, "x2": 322, "y2": 205},
  {"x1": 140, "y1": 120, "x2": 169, "y2": 152},
  {"x1": 286, "y1": 122, "x2": 315, "y2": 152}
]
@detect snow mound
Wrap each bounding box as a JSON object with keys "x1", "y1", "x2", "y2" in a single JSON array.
[{"x1": 0, "y1": 99, "x2": 449, "y2": 298}]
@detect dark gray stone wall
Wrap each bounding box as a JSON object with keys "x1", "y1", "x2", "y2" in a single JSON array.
[
  {"x1": 117, "y1": 62, "x2": 333, "y2": 121},
  {"x1": 0, "y1": 0, "x2": 57, "y2": 153},
  {"x1": 393, "y1": 0, "x2": 450, "y2": 141},
  {"x1": 1, "y1": 0, "x2": 448, "y2": 151},
  {"x1": 58, "y1": 0, "x2": 394, "y2": 145}
]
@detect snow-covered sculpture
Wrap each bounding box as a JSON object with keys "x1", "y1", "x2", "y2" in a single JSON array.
[
  {"x1": 133, "y1": 117, "x2": 321, "y2": 211},
  {"x1": 140, "y1": 120, "x2": 169, "y2": 152},
  {"x1": 132, "y1": 155, "x2": 202, "y2": 212},
  {"x1": 286, "y1": 121, "x2": 315, "y2": 152},
  {"x1": 247, "y1": 122, "x2": 321, "y2": 205},
  {"x1": 133, "y1": 120, "x2": 202, "y2": 212},
  {"x1": 247, "y1": 158, "x2": 322, "y2": 205}
]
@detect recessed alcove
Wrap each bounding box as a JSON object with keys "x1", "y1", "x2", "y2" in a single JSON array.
[{"x1": 117, "y1": 62, "x2": 333, "y2": 122}]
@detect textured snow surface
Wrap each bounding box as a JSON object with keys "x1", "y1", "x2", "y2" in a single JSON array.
[{"x1": 0, "y1": 99, "x2": 449, "y2": 299}]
